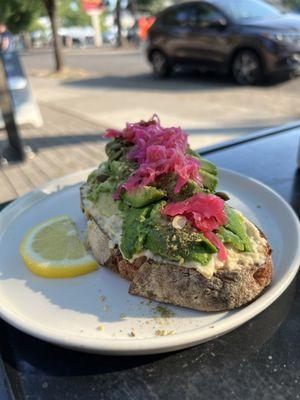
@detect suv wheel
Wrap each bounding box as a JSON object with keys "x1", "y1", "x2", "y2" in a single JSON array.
[
  {"x1": 150, "y1": 50, "x2": 171, "y2": 78},
  {"x1": 232, "y1": 50, "x2": 262, "y2": 85}
]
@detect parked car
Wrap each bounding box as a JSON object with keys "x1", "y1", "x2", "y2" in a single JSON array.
[{"x1": 146, "y1": 0, "x2": 300, "y2": 84}]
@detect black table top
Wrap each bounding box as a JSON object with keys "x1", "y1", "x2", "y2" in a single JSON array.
[{"x1": 0, "y1": 126, "x2": 299, "y2": 400}]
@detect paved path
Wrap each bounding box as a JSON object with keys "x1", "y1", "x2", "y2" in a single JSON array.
[
  {"x1": 21, "y1": 47, "x2": 143, "y2": 76},
  {"x1": 22, "y1": 48, "x2": 300, "y2": 147},
  {"x1": 0, "y1": 104, "x2": 107, "y2": 203}
]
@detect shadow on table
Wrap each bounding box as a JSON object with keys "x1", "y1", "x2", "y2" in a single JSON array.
[{"x1": 1, "y1": 275, "x2": 296, "y2": 377}]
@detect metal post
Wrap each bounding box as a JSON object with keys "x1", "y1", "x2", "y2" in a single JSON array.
[{"x1": 0, "y1": 52, "x2": 25, "y2": 163}]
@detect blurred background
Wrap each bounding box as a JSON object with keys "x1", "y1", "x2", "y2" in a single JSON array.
[{"x1": 0, "y1": 0, "x2": 299, "y2": 203}]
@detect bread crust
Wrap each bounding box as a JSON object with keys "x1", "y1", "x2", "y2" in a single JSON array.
[
  {"x1": 81, "y1": 184, "x2": 273, "y2": 312},
  {"x1": 86, "y1": 218, "x2": 273, "y2": 312},
  {"x1": 129, "y1": 256, "x2": 273, "y2": 312}
]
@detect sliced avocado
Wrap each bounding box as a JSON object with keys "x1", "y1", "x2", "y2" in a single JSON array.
[
  {"x1": 187, "y1": 148, "x2": 218, "y2": 175},
  {"x1": 145, "y1": 221, "x2": 216, "y2": 265},
  {"x1": 108, "y1": 160, "x2": 135, "y2": 182},
  {"x1": 145, "y1": 202, "x2": 217, "y2": 265},
  {"x1": 155, "y1": 174, "x2": 207, "y2": 201},
  {"x1": 87, "y1": 163, "x2": 109, "y2": 185},
  {"x1": 217, "y1": 226, "x2": 245, "y2": 251},
  {"x1": 148, "y1": 200, "x2": 167, "y2": 222},
  {"x1": 170, "y1": 180, "x2": 204, "y2": 202},
  {"x1": 187, "y1": 148, "x2": 201, "y2": 160},
  {"x1": 87, "y1": 177, "x2": 118, "y2": 202},
  {"x1": 187, "y1": 149, "x2": 218, "y2": 192},
  {"x1": 96, "y1": 192, "x2": 120, "y2": 218},
  {"x1": 87, "y1": 170, "x2": 97, "y2": 184},
  {"x1": 109, "y1": 160, "x2": 123, "y2": 176},
  {"x1": 105, "y1": 138, "x2": 133, "y2": 161},
  {"x1": 120, "y1": 206, "x2": 151, "y2": 259},
  {"x1": 185, "y1": 245, "x2": 214, "y2": 265},
  {"x1": 123, "y1": 186, "x2": 166, "y2": 208},
  {"x1": 98, "y1": 161, "x2": 109, "y2": 175},
  {"x1": 201, "y1": 170, "x2": 218, "y2": 192},
  {"x1": 120, "y1": 201, "x2": 217, "y2": 265},
  {"x1": 199, "y1": 157, "x2": 218, "y2": 176},
  {"x1": 225, "y1": 206, "x2": 252, "y2": 252}
]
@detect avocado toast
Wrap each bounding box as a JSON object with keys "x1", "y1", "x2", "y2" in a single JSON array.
[{"x1": 81, "y1": 116, "x2": 273, "y2": 312}]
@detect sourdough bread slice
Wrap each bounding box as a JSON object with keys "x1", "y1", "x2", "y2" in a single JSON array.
[{"x1": 81, "y1": 180, "x2": 273, "y2": 312}]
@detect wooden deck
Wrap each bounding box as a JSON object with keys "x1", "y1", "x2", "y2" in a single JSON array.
[{"x1": 0, "y1": 104, "x2": 107, "y2": 203}]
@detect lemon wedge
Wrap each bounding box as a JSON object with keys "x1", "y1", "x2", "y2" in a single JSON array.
[{"x1": 20, "y1": 215, "x2": 98, "y2": 278}]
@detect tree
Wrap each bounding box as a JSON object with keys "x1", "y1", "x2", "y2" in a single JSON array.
[
  {"x1": 59, "y1": 0, "x2": 90, "y2": 27},
  {"x1": 0, "y1": 0, "x2": 42, "y2": 34},
  {"x1": 129, "y1": 0, "x2": 138, "y2": 24},
  {"x1": 43, "y1": 0, "x2": 64, "y2": 72}
]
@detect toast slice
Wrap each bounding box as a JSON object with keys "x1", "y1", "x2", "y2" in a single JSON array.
[{"x1": 81, "y1": 184, "x2": 273, "y2": 312}]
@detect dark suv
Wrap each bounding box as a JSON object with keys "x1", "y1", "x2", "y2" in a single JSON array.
[{"x1": 146, "y1": 0, "x2": 300, "y2": 84}]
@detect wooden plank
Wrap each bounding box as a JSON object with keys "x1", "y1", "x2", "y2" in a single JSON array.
[
  {"x1": 0, "y1": 170, "x2": 18, "y2": 203},
  {"x1": 0, "y1": 103, "x2": 108, "y2": 202},
  {"x1": 19, "y1": 161, "x2": 48, "y2": 187},
  {"x1": 1, "y1": 167, "x2": 33, "y2": 197},
  {"x1": 29, "y1": 153, "x2": 61, "y2": 181}
]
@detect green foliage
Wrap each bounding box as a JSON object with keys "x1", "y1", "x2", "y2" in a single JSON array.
[
  {"x1": 136, "y1": 0, "x2": 166, "y2": 14},
  {"x1": 28, "y1": 18, "x2": 47, "y2": 33},
  {"x1": 0, "y1": 0, "x2": 92, "y2": 34},
  {"x1": 59, "y1": 0, "x2": 90, "y2": 27},
  {"x1": 0, "y1": 0, "x2": 43, "y2": 33},
  {"x1": 99, "y1": 11, "x2": 108, "y2": 33}
]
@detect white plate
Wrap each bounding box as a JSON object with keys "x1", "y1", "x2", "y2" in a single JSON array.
[{"x1": 0, "y1": 169, "x2": 299, "y2": 355}]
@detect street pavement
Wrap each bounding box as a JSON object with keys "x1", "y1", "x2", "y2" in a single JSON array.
[
  {"x1": 21, "y1": 47, "x2": 300, "y2": 149},
  {"x1": 0, "y1": 47, "x2": 299, "y2": 203}
]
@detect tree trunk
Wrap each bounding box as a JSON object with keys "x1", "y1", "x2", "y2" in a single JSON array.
[
  {"x1": 43, "y1": 0, "x2": 64, "y2": 72},
  {"x1": 130, "y1": 0, "x2": 138, "y2": 21},
  {"x1": 22, "y1": 32, "x2": 31, "y2": 50},
  {"x1": 115, "y1": 0, "x2": 122, "y2": 48}
]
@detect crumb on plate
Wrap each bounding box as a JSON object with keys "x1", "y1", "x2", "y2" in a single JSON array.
[{"x1": 155, "y1": 329, "x2": 176, "y2": 336}]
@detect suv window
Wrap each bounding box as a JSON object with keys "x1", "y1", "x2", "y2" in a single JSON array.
[
  {"x1": 164, "y1": 4, "x2": 197, "y2": 27},
  {"x1": 196, "y1": 3, "x2": 224, "y2": 27}
]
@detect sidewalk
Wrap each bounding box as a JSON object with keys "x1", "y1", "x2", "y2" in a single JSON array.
[{"x1": 0, "y1": 104, "x2": 107, "y2": 203}]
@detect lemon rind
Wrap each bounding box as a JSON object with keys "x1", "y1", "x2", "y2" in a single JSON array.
[{"x1": 19, "y1": 215, "x2": 98, "y2": 279}]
